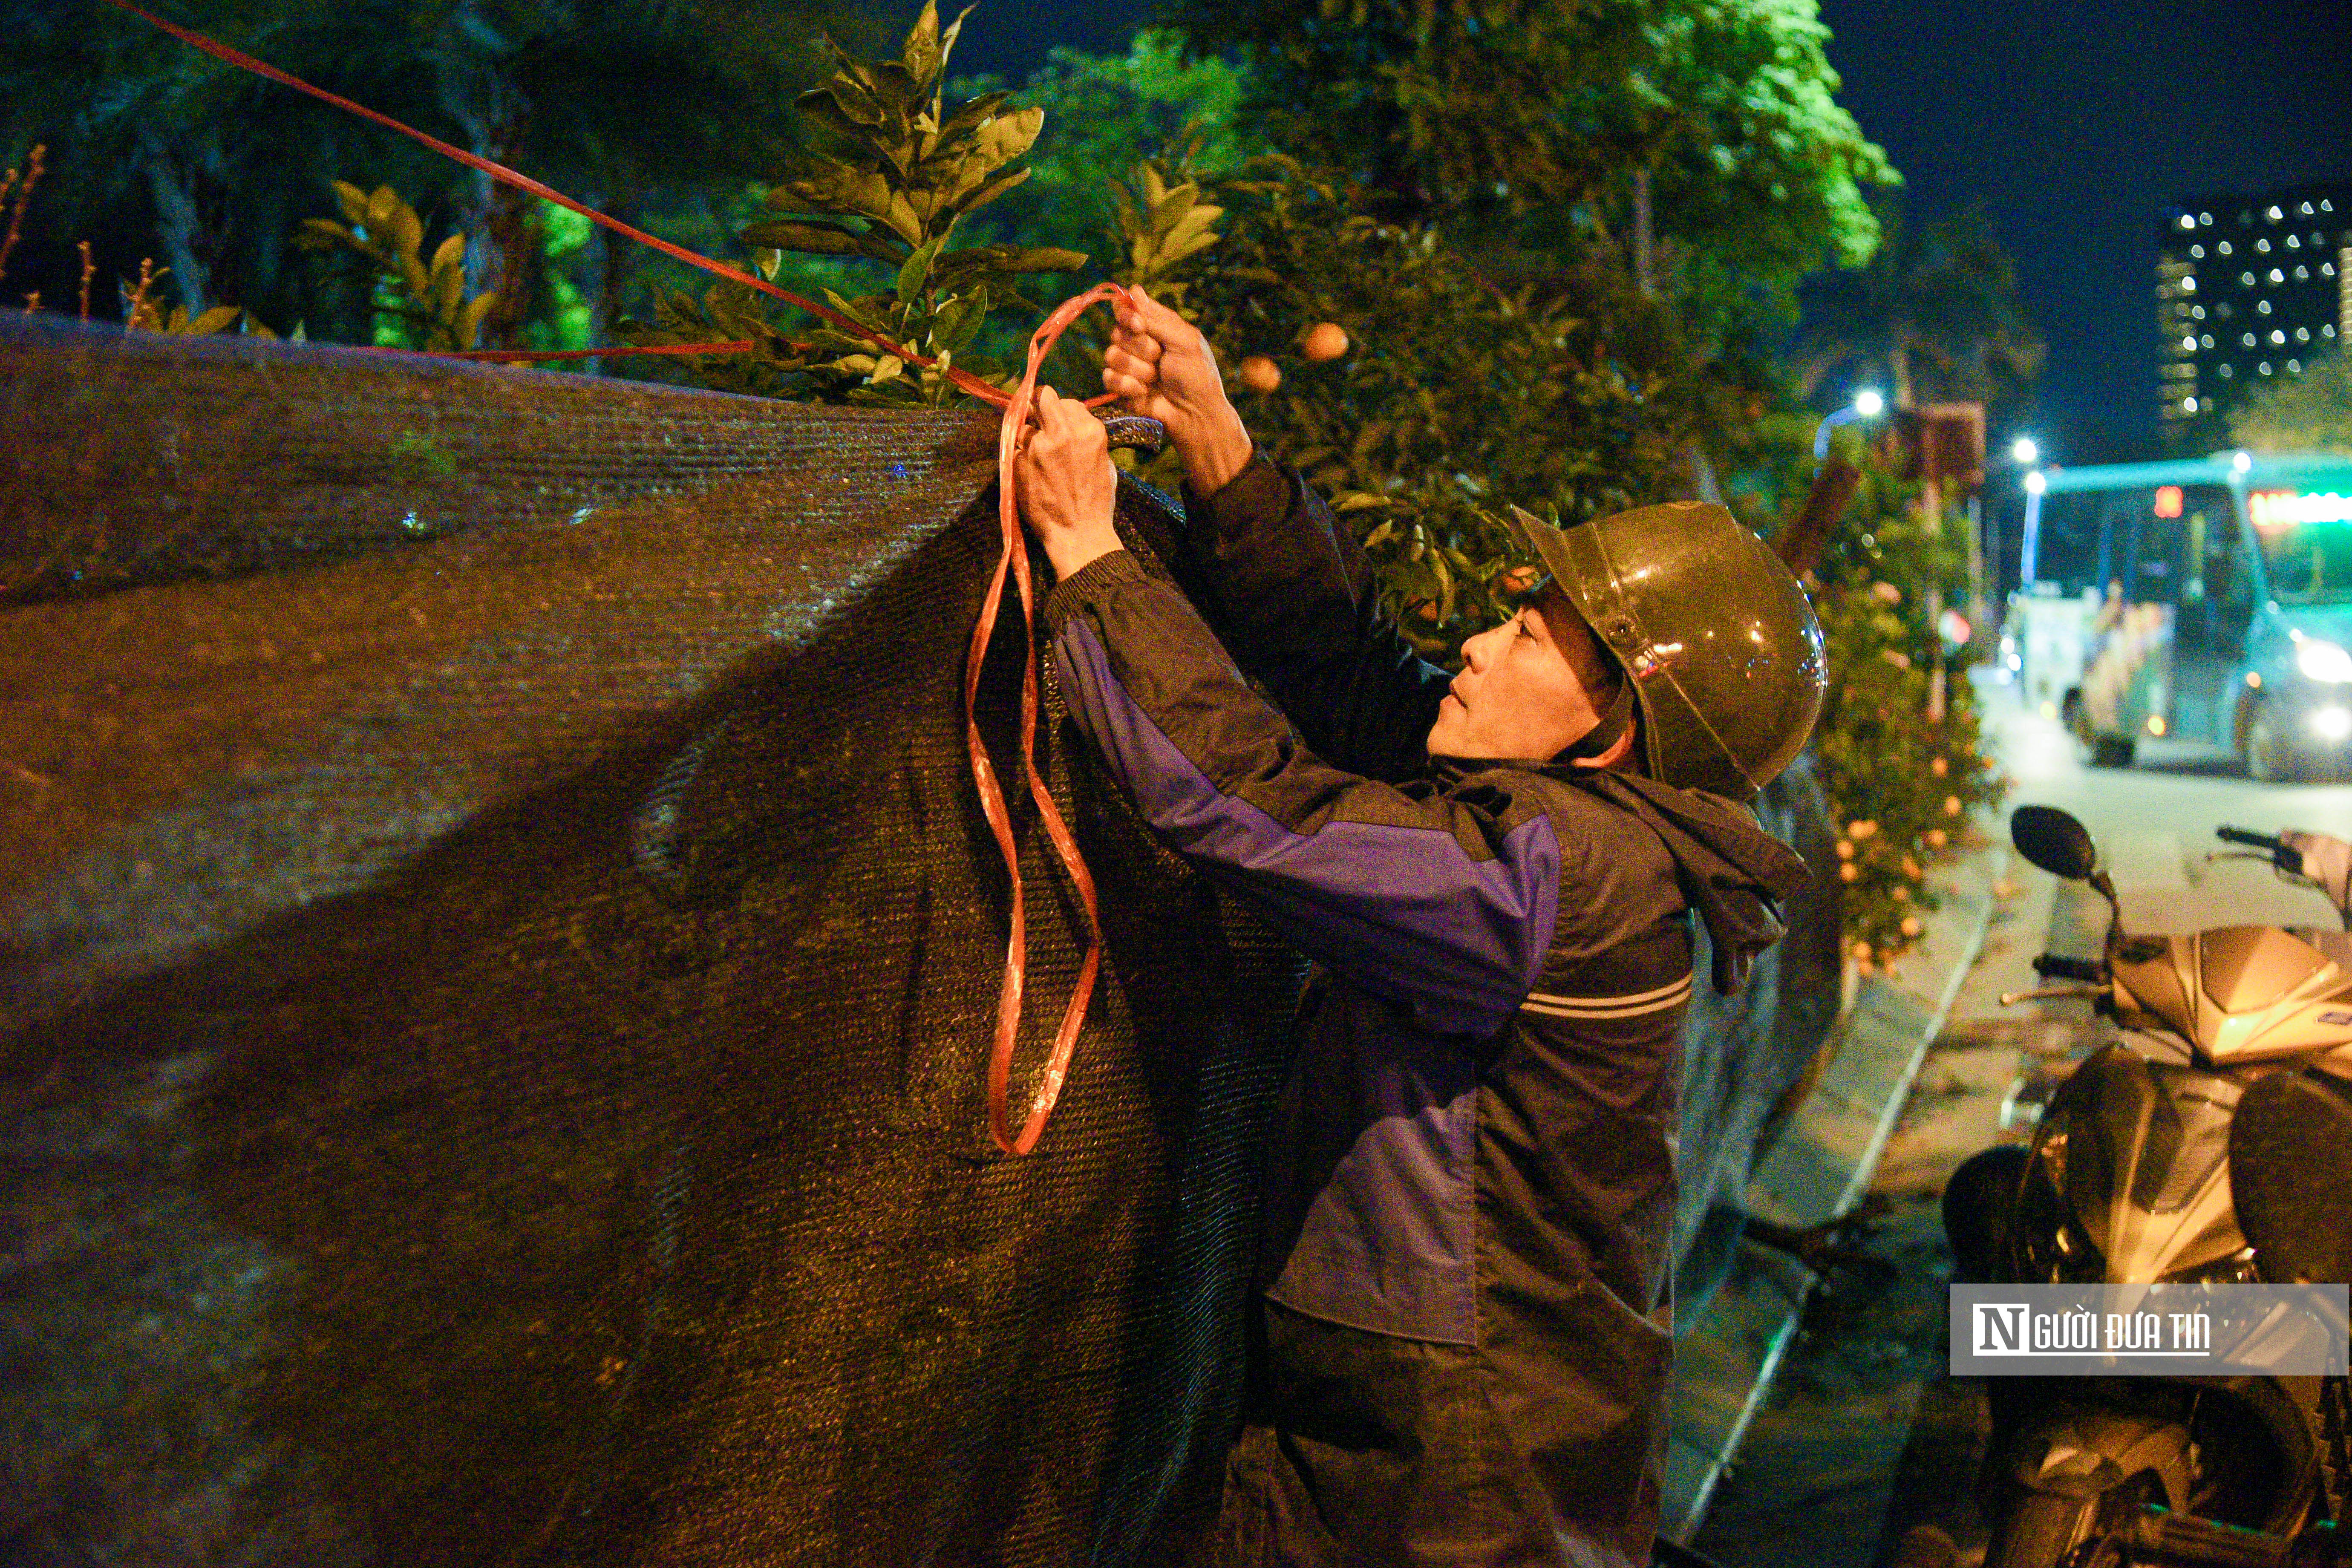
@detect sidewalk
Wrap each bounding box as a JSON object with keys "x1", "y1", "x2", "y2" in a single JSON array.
[{"x1": 1660, "y1": 826, "x2": 2026, "y2": 1542}]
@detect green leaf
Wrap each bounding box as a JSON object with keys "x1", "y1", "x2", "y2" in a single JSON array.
[
  {"x1": 870, "y1": 59, "x2": 921, "y2": 108},
  {"x1": 974, "y1": 105, "x2": 1044, "y2": 167},
  {"x1": 1149, "y1": 182, "x2": 1199, "y2": 239},
  {"x1": 377, "y1": 190, "x2": 421, "y2": 261},
  {"x1": 896, "y1": 235, "x2": 943, "y2": 303},
  {"x1": 933, "y1": 283, "x2": 990, "y2": 353},
  {"x1": 455, "y1": 292, "x2": 497, "y2": 349},
  {"x1": 798, "y1": 87, "x2": 885, "y2": 140},
  {"x1": 295, "y1": 217, "x2": 354, "y2": 251},
  {"x1": 899, "y1": 0, "x2": 943, "y2": 87},
  {"x1": 739, "y1": 218, "x2": 875, "y2": 257},
  {"x1": 991, "y1": 246, "x2": 1089, "y2": 273},
  {"x1": 957, "y1": 166, "x2": 1031, "y2": 217},
  {"x1": 935, "y1": 89, "x2": 1014, "y2": 144},
  {"x1": 937, "y1": 4, "x2": 974, "y2": 75}
]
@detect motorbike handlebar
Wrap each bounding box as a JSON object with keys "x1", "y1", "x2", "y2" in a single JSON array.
[
  {"x1": 2217, "y1": 825, "x2": 2304, "y2": 875},
  {"x1": 2033, "y1": 954, "x2": 2107, "y2": 983}
]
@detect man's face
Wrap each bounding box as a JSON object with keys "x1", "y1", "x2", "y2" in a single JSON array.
[{"x1": 1424, "y1": 588, "x2": 1613, "y2": 761}]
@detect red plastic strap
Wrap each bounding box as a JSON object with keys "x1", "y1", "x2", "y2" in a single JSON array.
[
  {"x1": 969, "y1": 284, "x2": 1127, "y2": 1154},
  {"x1": 109, "y1": 0, "x2": 1125, "y2": 1156}
]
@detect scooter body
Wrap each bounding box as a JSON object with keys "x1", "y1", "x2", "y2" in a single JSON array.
[{"x1": 1966, "y1": 809, "x2": 2352, "y2": 1568}]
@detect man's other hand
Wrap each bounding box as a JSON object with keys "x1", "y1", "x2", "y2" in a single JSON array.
[
  {"x1": 1015, "y1": 386, "x2": 1123, "y2": 582},
  {"x1": 1104, "y1": 285, "x2": 1253, "y2": 495}
]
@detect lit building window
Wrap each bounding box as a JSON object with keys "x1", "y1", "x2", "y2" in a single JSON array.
[
  {"x1": 2219, "y1": 241, "x2": 2234, "y2": 255},
  {"x1": 2270, "y1": 268, "x2": 2286, "y2": 282},
  {"x1": 2272, "y1": 329, "x2": 2287, "y2": 343},
  {"x1": 2261, "y1": 362, "x2": 2273, "y2": 374},
  {"x1": 2287, "y1": 234, "x2": 2302, "y2": 248},
  {"x1": 2296, "y1": 266, "x2": 2309, "y2": 280},
  {"x1": 2298, "y1": 327, "x2": 2311, "y2": 341},
  {"x1": 2220, "y1": 364, "x2": 2235, "y2": 378},
  {"x1": 2244, "y1": 332, "x2": 2258, "y2": 346},
  {"x1": 2201, "y1": 212, "x2": 2214, "y2": 224},
  {"x1": 2324, "y1": 201, "x2": 2336, "y2": 213},
  {"x1": 2182, "y1": 335, "x2": 2197, "y2": 350},
  {"x1": 2289, "y1": 359, "x2": 2302, "y2": 372},
  {"x1": 2190, "y1": 245, "x2": 2204, "y2": 258},
  {"x1": 2267, "y1": 205, "x2": 2283, "y2": 220},
  {"x1": 2325, "y1": 263, "x2": 2338, "y2": 277},
  {"x1": 2258, "y1": 300, "x2": 2273, "y2": 314},
  {"x1": 2181, "y1": 276, "x2": 2197, "y2": 291},
  {"x1": 2179, "y1": 213, "x2": 2196, "y2": 230},
  {"x1": 2185, "y1": 397, "x2": 2199, "y2": 412},
  {"x1": 2200, "y1": 334, "x2": 2214, "y2": 348},
  {"x1": 2328, "y1": 325, "x2": 2340, "y2": 338},
  {"x1": 2241, "y1": 271, "x2": 2257, "y2": 285},
  {"x1": 2192, "y1": 306, "x2": 2206, "y2": 319},
  {"x1": 2258, "y1": 238, "x2": 2273, "y2": 252}
]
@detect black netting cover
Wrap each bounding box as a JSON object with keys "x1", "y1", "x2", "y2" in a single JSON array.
[{"x1": 0, "y1": 314, "x2": 1836, "y2": 1565}]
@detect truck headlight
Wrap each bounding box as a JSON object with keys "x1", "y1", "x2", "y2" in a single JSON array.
[{"x1": 2297, "y1": 639, "x2": 2352, "y2": 683}]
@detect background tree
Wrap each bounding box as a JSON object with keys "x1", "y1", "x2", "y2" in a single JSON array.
[
  {"x1": 0, "y1": 0, "x2": 884, "y2": 343},
  {"x1": 1791, "y1": 199, "x2": 2046, "y2": 415},
  {"x1": 949, "y1": 30, "x2": 1260, "y2": 260},
  {"x1": 1153, "y1": 0, "x2": 1893, "y2": 334},
  {"x1": 2228, "y1": 349, "x2": 2352, "y2": 454}
]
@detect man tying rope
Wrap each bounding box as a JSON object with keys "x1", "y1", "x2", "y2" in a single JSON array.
[{"x1": 1015, "y1": 288, "x2": 1824, "y2": 1566}]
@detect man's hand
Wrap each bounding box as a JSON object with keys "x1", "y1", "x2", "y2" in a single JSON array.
[
  {"x1": 1103, "y1": 285, "x2": 1253, "y2": 495},
  {"x1": 1015, "y1": 385, "x2": 1123, "y2": 582}
]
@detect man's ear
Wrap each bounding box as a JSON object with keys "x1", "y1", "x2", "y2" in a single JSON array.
[{"x1": 1571, "y1": 723, "x2": 1637, "y2": 772}]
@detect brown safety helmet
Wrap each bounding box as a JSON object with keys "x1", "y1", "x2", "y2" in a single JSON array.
[{"x1": 1507, "y1": 502, "x2": 1826, "y2": 800}]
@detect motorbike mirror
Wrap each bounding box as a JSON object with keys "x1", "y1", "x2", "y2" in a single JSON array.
[{"x1": 2011, "y1": 805, "x2": 2100, "y2": 882}]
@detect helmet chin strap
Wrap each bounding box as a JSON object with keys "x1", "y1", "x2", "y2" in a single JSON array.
[{"x1": 1556, "y1": 675, "x2": 1635, "y2": 764}]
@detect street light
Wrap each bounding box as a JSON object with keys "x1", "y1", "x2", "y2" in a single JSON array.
[
  {"x1": 1813, "y1": 389, "x2": 1887, "y2": 460},
  {"x1": 2011, "y1": 436, "x2": 2039, "y2": 465}
]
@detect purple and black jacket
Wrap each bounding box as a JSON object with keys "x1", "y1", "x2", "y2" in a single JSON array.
[{"x1": 1039, "y1": 454, "x2": 1810, "y2": 1567}]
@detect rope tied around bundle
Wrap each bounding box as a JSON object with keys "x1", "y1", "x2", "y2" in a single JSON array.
[{"x1": 98, "y1": 0, "x2": 1141, "y2": 1155}]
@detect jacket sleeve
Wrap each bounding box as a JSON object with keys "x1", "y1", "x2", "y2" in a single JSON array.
[
  {"x1": 1173, "y1": 451, "x2": 1451, "y2": 784},
  {"x1": 1045, "y1": 550, "x2": 1561, "y2": 1039}
]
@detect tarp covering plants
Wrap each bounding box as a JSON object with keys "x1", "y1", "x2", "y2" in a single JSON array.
[{"x1": 0, "y1": 314, "x2": 1835, "y2": 1565}]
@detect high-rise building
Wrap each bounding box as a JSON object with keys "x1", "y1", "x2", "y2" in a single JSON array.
[{"x1": 2156, "y1": 179, "x2": 2352, "y2": 444}]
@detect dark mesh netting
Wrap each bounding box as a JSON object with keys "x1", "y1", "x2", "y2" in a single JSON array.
[
  {"x1": 0, "y1": 314, "x2": 1837, "y2": 1564},
  {"x1": 1, "y1": 314, "x2": 1301, "y2": 1565}
]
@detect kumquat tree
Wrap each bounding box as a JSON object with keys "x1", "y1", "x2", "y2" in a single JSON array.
[{"x1": 2, "y1": 0, "x2": 2021, "y2": 968}]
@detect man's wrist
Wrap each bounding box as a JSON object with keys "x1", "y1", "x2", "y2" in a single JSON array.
[
  {"x1": 1178, "y1": 406, "x2": 1253, "y2": 496},
  {"x1": 1043, "y1": 522, "x2": 1124, "y2": 582}
]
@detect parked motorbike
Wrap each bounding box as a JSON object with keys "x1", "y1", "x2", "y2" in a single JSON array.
[{"x1": 1946, "y1": 806, "x2": 2352, "y2": 1568}]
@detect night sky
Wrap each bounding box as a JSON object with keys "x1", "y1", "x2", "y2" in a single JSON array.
[
  {"x1": 1814, "y1": 0, "x2": 2352, "y2": 463},
  {"x1": 954, "y1": 0, "x2": 2352, "y2": 464}
]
